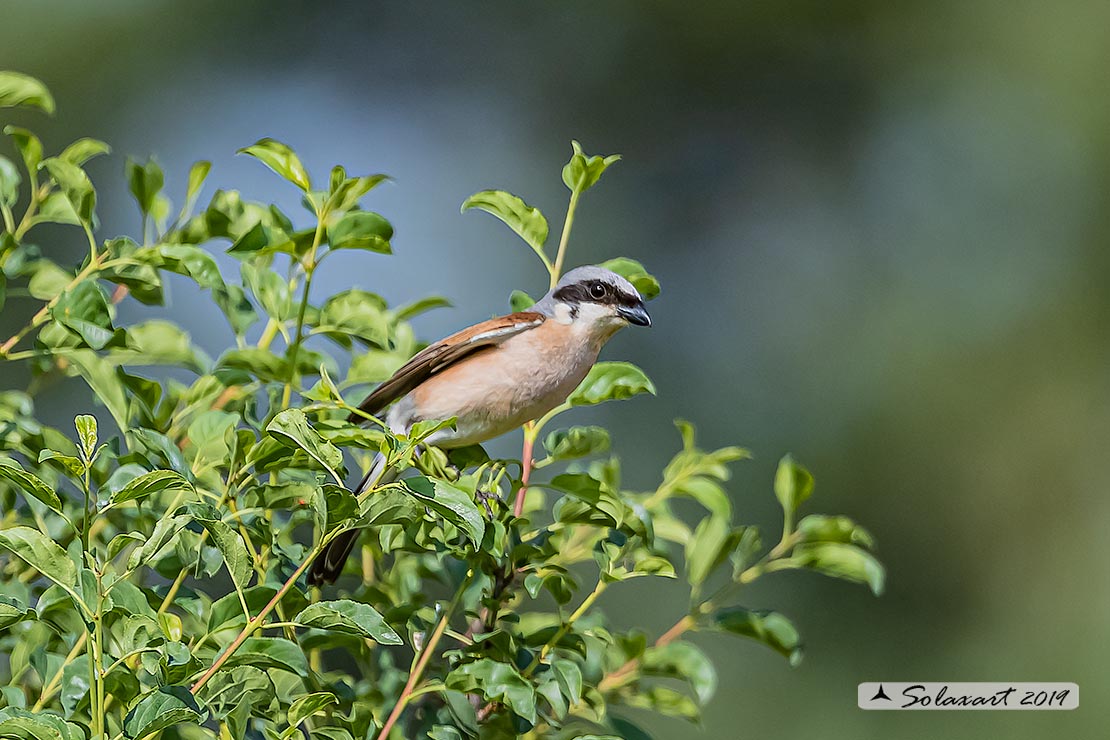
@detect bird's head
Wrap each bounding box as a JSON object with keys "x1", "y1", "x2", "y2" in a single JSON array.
[{"x1": 535, "y1": 265, "x2": 651, "y2": 335}]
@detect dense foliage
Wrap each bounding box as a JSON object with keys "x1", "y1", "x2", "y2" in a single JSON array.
[{"x1": 0, "y1": 72, "x2": 883, "y2": 739}]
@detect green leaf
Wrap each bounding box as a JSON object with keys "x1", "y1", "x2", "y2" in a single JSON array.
[
  {"x1": 568, "y1": 362, "x2": 655, "y2": 407},
  {"x1": 0, "y1": 72, "x2": 55, "y2": 114},
  {"x1": 509, "y1": 289, "x2": 535, "y2": 312},
  {"x1": 640, "y1": 641, "x2": 717, "y2": 704},
  {"x1": 544, "y1": 426, "x2": 610, "y2": 461},
  {"x1": 0, "y1": 526, "x2": 76, "y2": 589},
  {"x1": 51, "y1": 280, "x2": 117, "y2": 350},
  {"x1": 186, "y1": 504, "x2": 253, "y2": 591},
  {"x1": 707, "y1": 607, "x2": 803, "y2": 666},
  {"x1": 796, "y1": 514, "x2": 875, "y2": 549},
  {"x1": 599, "y1": 257, "x2": 660, "y2": 300},
  {"x1": 684, "y1": 516, "x2": 730, "y2": 587},
  {"x1": 74, "y1": 414, "x2": 97, "y2": 460},
  {"x1": 792, "y1": 542, "x2": 886, "y2": 596},
  {"x1": 318, "y1": 289, "x2": 390, "y2": 346},
  {"x1": 327, "y1": 210, "x2": 393, "y2": 253},
  {"x1": 393, "y1": 295, "x2": 451, "y2": 322},
  {"x1": 110, "y1": 470, "x2": 193, "y2": 506},
  {"x1": 32, "y1": 190, "x2": 80, "y2": 226},
  {"x1": 185, "y1": 161, "x2": 211, "y2": 206},
  {"x1": 549, "y1": 472, "x2": 626, "y2": 528},
  {"x1": 242, "y1": 263, "x2": 292, "y2": 321},
  {"x1": 0, "y1": 595, "x2": 31, "y2": 629},
  {"x1": 41, "y1": 158, "x2": 96, "y2": 223},
  {"x1": 0, "y1": 155, "x2": 19, "y2": 207},
  {"x1": 112, "y1": 320, "x2": 206, "y2": 370},
  {"x1": 59, "y1": 138, "x2": 111, "y2": 166},
  {"x1": 294, "y1": 599, "x2": 403, "y2": 644},
  {"x1": 326, "y1": 173, "x2": 389, "y2": 212},
  {"x1": 37, "y1": 449, "x2": 84, "y2": 478},
  {"x1": 619, "y1": 685, "x2": 698, "y2": 722},
  {"x1": 107, "y1": 531, "x2": 144, "y2": 562},
  {"x1": 123, "y1": 686, "x2": 205, "y2": 738},
  {"x1": 126, "y1": 157, "x2": 164, "y2": 216},
  {"x1": 126, "y1": 515, "x2": 190, "y2": 570},
  {"x1": 3, "y1": 126, "x2": 43, "y2": 173},
  {"x1": 774, "y1": 455, "x2": 814, "y2": 525},
  {"x1": 561, "y1": 140, "x2": 620, "y2": 194},
  {"x1": 0, "y1": 459, "x2": 64, "y2": 514},
  {"x1": 462, "y1": 190, "x2": 549, "y2": 254},
  {"x1": 222, "y1": 637, "x2": 308, "y2": 675},
  {"x1": 186, "y1": 409, "x2": 237, "y2": 462},
  {"x1": 153, "y1": 243, "x2": 223, "y2": 290},
  {"x1": 0, "y1": 708, "x2": 84, "y2": 740},
  {"x1": 447, "y1": 658, "x2": 536, "y2": 723},
  {"x1": 60, "y1": 350, "x2": 129, "y2": 431},
  {"x1": 286, "y1": 692, "x2": 338, "y2": 730},
  {"x1": 266, "y1": 409, "x2": 345, "y2": 485},
  {"x1": 238, "y1": 138, "x2": 311, "y2": 192},
  {"x1": 552, "y1": 658, "x2": 583, "y2": 706},
  {"x1": 404, "y1": 476, "x2": 486, "y2": 545}
]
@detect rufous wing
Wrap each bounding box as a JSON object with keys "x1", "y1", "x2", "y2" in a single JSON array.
[{"x1": 347, "y1": 311, "x2": 546, "y2": 422}]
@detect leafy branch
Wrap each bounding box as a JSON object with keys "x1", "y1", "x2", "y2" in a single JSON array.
[{"x1": 0, "y1": 71, "x2": 883, "y2": 740}]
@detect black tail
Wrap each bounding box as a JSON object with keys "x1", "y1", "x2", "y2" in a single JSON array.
[
  {"x1": 308, "y1": 528, "x2": 362, "y2": 586},
  {"x1": 307, "y1": 455, "x2": 392, "y2": 586}
]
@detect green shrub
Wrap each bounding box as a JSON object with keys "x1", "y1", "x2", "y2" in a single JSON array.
[{"x1": 0, "y1": 71, "x2": 883, "y2": 739}]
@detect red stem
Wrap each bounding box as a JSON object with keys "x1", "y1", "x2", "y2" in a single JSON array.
[
  {"x1": 190, "y1": 555, "x2": 313, "y2": 694},
  {"x1": 512, "y1": 432, "x2": 535, "y2": 517}
]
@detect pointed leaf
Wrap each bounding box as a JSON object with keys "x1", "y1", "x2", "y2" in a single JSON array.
[
  {"x1": 568, "y1": 362, "x2": 655, "y2": 407},
  {"x1": 42, "y1": 159, "x2": 96, "y2": 223},
  {"x1": 59, "y1": 138, "x2": 110, "y2": 166},
  {"x1": 111, "y1": 470, "x2": 193, "y2": 506},
  {"x1": 599, "y1": 257, "x2": 660, "y2": 300},
  {"x1": 287, "y1": 692, "x2": 338, "y2": 728},
  {"x1": 3, "y1": 126, "x2": 43, "y2": 173},
  {"x1": 222, "y1": 637, "x2": 308, "y2": 674},
  {"x1": 238, "y1": 138, "x2": 310, "y2": 192},
  {"x1": 684, "y1": 516, "x2": 729, "y2": 587},
  {"x1": 641, "y1": 641, "x2": 717, "y2": 704},
  {"x1": 462, "y1": 190, "x2": 548, "y2": 253},
  {"x1": 561, "y1": 140, "x2": 620, "y2": 194},
  {"x1": 74, "y1": 414, "x2": 97, "y2": 460},
  {"x1": 774, "y1": 455, "x2": 813, "y2": 524},
  {"x1": 0, "y1": 460, "x2": 63, "y2": 514},
  {"x1": 266, "y1": 409, "x2": 344, "y2": 484},
  {"x1": 294, "y1": 599, "x2": 402, "y2": 644},
  {"x1": 123, "y1": 686, "x2": 205, "y2": 738},
  {"x1": 327, "y1": 211, "x2": 392, "y2": 253},
  {"x1": 707, "y1": 607, "x2": 803, "y2": 666},
  {"x1": 0, "y1": 72, "x2": 55, "y2": 114},
  {"x1": 404, "y1": 476, "x2": 485, "y2": 545},
  {"x1": 0, "y1": 527, "x2": 76, "y2": 588},
  {"x1": 792, "y1": 542, "x2": 885, "y2": 595}
]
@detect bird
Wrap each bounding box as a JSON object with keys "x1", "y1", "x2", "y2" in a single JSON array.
[{"x1": 308, "y1": 265, "x2": 651, "y2": 585}]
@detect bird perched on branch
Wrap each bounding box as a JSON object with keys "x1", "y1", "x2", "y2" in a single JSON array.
[{"x1": 308, "y1": 265, "x2": 651, "y2": 585}]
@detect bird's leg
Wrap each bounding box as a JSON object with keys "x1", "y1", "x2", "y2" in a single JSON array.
[{"x1": 474, "y1": 489, "x2": 497, "y2": 519}]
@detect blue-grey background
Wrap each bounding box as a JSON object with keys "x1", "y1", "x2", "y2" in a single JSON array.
[{"x1": 4, "y1": 1, "x2": 1107, "y2": 737}]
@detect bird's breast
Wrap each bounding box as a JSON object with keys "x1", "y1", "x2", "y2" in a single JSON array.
[{"x1": 405, "y1": 320, "x2": 601, "y2": 447}]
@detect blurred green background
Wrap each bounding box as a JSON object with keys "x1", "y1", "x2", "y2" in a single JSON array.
[{"x1": 3, "y1": 1, "x2": 1106, "y2": 737}]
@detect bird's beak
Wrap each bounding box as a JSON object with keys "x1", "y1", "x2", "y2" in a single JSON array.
[{"x1": 617, "y1": 302, "x2": 652, "y2": 327}]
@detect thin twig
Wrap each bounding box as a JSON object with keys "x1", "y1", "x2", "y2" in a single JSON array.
[
  {"x1": 378, "y1": 572, "x2": 472, "y2": 738},
  {"x1": 190, "y1": 551, "x2": 317, "y2": 694}
]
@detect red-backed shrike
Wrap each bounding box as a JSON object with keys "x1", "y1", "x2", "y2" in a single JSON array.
[{"x1": 309, "y1": 265, "x2": 651, "y2": 585}]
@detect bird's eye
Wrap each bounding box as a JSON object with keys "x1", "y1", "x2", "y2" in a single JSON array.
[{"x1": 589, "y1": 282, "x2": 607, "y2": 300}]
